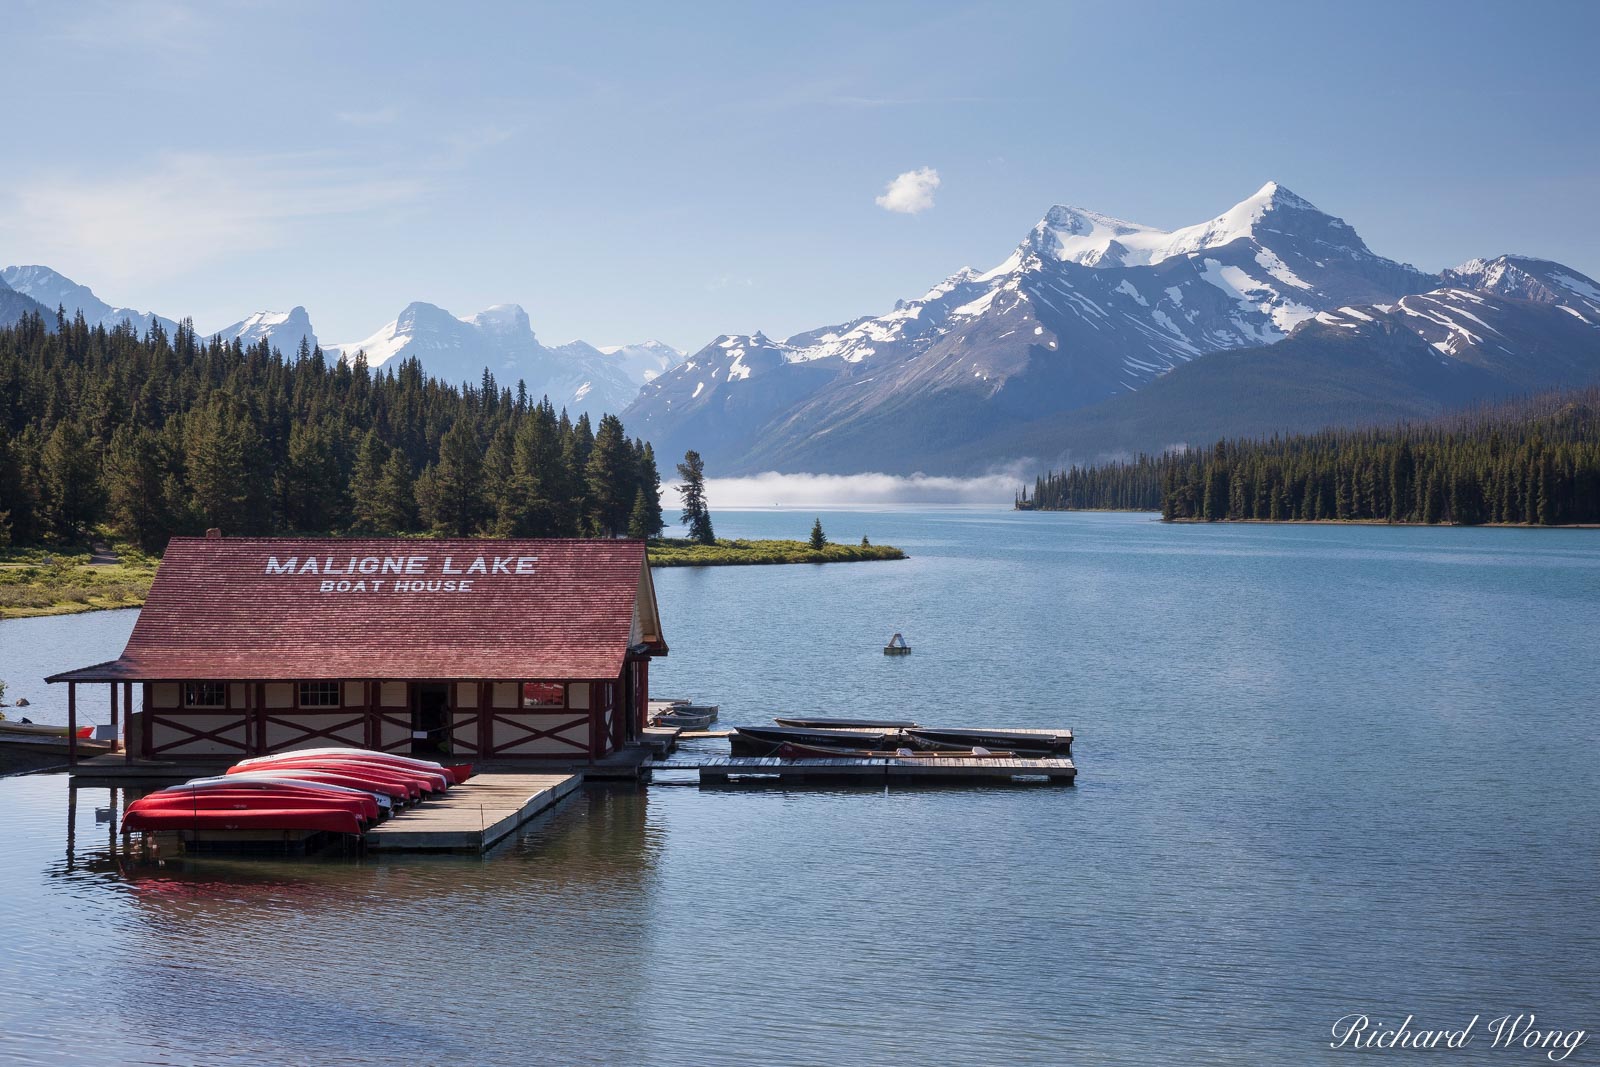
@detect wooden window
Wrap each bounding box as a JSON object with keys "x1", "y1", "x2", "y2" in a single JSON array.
[
  {"x1": 521, "y1": 682, "x2": 566, "y2": 709},
  {"x1": 298, "y1": 681, "x2": 341, "y2": 707},
  {"x1": 183, "y1": 681, "x2": 225, "y2": 708}
]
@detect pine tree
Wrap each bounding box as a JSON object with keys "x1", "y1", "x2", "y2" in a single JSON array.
[
  {"x1": 585, "y1": 414, "x2": 633, "y2": 536},
  {"x1": 627, "y1": 488, "x2": 653, "y2": 539},
  {"x1": 675, "y1": 449, "x2": 715, "y2": 545},
  {"x1": 422, "y1": 421, "x2": 487, "y2": 536},
  {"x1": 40, "y1": 421, "x2": 99, "y2": 541},
  {"x1": 809, "y1": 517, "x2": 827, "y2": 549},
  {"x1": 349, "y1": 430, "x2": 389, "y2": 533},
  {"x1": 373, "y1": 452, "x2": 417, "y2": 532},
  {"x1": 102, "y1": 426, "x2": 170, "y2": 552}
]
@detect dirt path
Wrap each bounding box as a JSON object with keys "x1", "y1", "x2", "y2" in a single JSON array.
[{"x1": 88, "y1": 541, "x2": 120, "y2": 566}]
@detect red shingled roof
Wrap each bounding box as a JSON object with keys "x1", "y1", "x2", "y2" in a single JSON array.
[{"x1": 49, "y1": 537, "x2": 664, "y2": 682}]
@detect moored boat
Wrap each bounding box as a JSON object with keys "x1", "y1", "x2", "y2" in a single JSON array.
[
  {"x1": 731, "y1": 725, "x2": 901, "y2": 756},
  {"x1": 775, "y1": 741, "x2": 1016, "y2": 760},
  {"x1": 906, "y1": 727, "x2": 1072, "y2": 756},
  {"x1": 655, "y1": 708, "x2": 715, "y2": 729},
  {"x1": 773, "y1": 716, "x2": 922, "y2": 729}
]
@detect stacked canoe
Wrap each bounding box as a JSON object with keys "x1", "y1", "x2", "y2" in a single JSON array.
[{"x1": 121, "y1": 748, "x2": 473, "y2": 838}]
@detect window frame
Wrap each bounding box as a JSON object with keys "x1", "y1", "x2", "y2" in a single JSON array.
[
  {"x1": 297, "y1": 680, "x2": 342, "y2": 708},
  {"x1": 521, "y1": 681, "x2": 567, "y2": 709},
  {"x1": 183, "y1": 681, "x2": 226, "y2": 708}
]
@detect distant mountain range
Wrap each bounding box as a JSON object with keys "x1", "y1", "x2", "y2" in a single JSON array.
[
  {"x1": 625, "y1": 183, "x2": 1600, "y2": 473},
  {"x1": 0, "y1": 266, "x2": 682, "y2": 421},
  {"x1": 7, "y1": 183, "x2": 1597, "y2": 470}
]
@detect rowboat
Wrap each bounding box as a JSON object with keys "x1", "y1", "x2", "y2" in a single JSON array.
[
  {"x1": 0, "y1": 719, "x2": 114, "y2": 757},
  {"x1": 907, "y1": 728, "x2": 1072, "y2": 756},
  {"x1": 655, "y1": 708, "x2": 715, "y2": 729},
  {"x1": 775, "y1": 741, "x2": 1016, "y2": 760},
  {"x1": 730, "y1": 725, "x2": 900, "y2": 756},
  {"x1": 234, "y1": 748, "x2": 471, "y2": 784},
  {"x1": 121, "y1": 806, "x2": 365, "y2": 836},
  {"x1": 773, "y1": 716, "x2": 922, "y2": 729}
]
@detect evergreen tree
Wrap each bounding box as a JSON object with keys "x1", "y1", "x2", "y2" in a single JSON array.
[
  {"x1": 423, "y1": 421, "x2": 487, "y2": 536},
  {"x1": 373, "y1": 452, "x2": 417, "y2": 532},
  {"x1": 809, "y1": 517, "x2": 827, "y2": 549},
  {"x1": 102, "y1": 426, "x2": 170, "y2": 552},
  {"x1": 675, "y1": 449, "x2": 715, "y2": 545},
  {"x1": 40, "y1": 421, "x2": 99, "y2": 540},
  {"x1": 627, "y1": 488, "x2": 653, "y2": 539},
  {"x1": 584, "y1": 414, "x2": 633, "y2": 536}
]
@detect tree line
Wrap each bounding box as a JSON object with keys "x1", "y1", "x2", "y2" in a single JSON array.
[
  {"x1": 1017, "y1": 387, "x2": 1600, "y2": 526},
  {"x1": 0, "y1": 310, "x2": 669, "y2": 552}
]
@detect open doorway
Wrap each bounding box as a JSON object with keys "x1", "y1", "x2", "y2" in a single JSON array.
[{"x1": 411, "y1": 683, "x2": 450, "y2": 756}]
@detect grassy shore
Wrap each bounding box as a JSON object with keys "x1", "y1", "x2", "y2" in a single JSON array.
[
  {"x1": 647, "y1": 537, "x2": 907, "y2": 567},
  {"x1": 0, "y1": 545, "x2": 156, "y2": 619}
]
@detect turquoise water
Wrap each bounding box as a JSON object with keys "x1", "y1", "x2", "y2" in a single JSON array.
[{"x1": 1, "y1": 511, "x2": 1597, "y2": 1065}]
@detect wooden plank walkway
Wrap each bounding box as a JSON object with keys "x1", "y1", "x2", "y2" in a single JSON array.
[
  {"x1": 650, "y1": 756, "x2": 1076, "y2": 784},
  {"x1": 364, "y1": 773, "x2": 581, "y2": 852}
]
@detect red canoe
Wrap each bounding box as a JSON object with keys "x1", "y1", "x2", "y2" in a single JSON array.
[
  {"x1": 225, "y1": 766, "x2": 419, "y2": 802},
  {"x1": 131, "y1": 792, "x2": 378, "y2": 823},
  {"x1": 235, "y1": 749, "x2": 472, "y2": 785},
  {"x1": 229, "y1": 758, "x2": 443, "y2": 795},
  {"x1": 121, "y1": 807, "x2": 364, "y2": 835}
]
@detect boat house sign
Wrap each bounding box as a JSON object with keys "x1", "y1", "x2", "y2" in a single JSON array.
[{"x1": 265, "y1": 553, "x2": 540, "y2": 595}]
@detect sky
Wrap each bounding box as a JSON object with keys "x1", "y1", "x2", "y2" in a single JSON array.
[{"x1": 2, "y1": 0, "x2": 1598, "y2": 354}]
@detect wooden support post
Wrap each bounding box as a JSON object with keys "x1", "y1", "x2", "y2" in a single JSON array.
[
  {"x1": 255, "y1": 682, "x2": 267, "y2": 754},
  {"x1": 67, "y1": 681, "x2": 77, "y2": 764},
  {"x1": 124, "y1": 680, "x2": 134, "y2": 763},
  {"x1": 110, "y1": 682, "x2": 119, "y2": 740}
]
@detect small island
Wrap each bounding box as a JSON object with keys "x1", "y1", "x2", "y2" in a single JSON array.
[{"x1": 647, "y1": 536, "x2": 906, "y2": 567}]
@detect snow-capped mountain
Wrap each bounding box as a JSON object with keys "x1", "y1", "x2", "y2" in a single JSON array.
[
  {"x1": 1, "y1": 264, "x2": 181, "y2": 337},
  {"x1": 627, "y1": 182, "x2": 1442, "y2": 472},
  {"x1": 1306, "y1": 256, "x2": 1600, "y2": 389},
  {"x1": 213, "y1": 306, "x2": 319, "y2": 357},
  {"x1": 597, "y1": 340, "x2": 685, "y2": 383},
  {"x1": 324, "y1": 302, "x2": 655, "y2": 420}
]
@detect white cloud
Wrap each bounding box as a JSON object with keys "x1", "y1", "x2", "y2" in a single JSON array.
[
  {"x1": 874, "y1": 167, "x2": 941, "y2": 215},
  {"x1": 0, "y1": 151, "x2": 425, "y2": 285}
]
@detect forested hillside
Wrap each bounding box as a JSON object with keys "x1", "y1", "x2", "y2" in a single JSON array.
[
  {"x1": 0, "y1": 311, "x2": 666, "y2": 551},
  {"x1": 1018, "y1": 388, "x2": 1600, "y2": 526}
]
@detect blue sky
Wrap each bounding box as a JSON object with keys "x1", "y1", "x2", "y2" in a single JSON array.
[{"x1": 3, "y1": 0, "x2": 1597, "y2": 352}]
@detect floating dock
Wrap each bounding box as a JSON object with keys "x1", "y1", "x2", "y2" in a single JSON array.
[
  {"x1": 363, "y1": 772, "x2": 581, "y2": 852},
  {"x1": 650, "y1": 755, "x2": 1076, "y2": 784}
]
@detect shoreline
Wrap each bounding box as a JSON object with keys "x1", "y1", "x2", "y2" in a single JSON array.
[
  {"x1": 0, "y1": 538, "x2": 907, "y2": 620},
  {"x1": 1016, "y1": 509, "x2": 1600, "y2": 529}
]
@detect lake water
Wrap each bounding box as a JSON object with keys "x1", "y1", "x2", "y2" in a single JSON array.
[{"x1": 1, "y1": 510, "x2": 1597, "y2": 1066}]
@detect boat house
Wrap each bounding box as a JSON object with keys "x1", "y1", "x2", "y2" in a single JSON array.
[{"x1": 47, "y1": 534, "x2": 667, "y2": 764}]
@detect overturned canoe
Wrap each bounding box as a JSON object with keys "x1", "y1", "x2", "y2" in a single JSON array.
[
  {"x1": 129, "y1": 792, "x2": 377, "y2": 824},
  {"x1": 234, "y1": 748, "x2": 471, "y2": 785},
  {"x1": 121, "y1": 806, "x2": 365, "y2": 836}
]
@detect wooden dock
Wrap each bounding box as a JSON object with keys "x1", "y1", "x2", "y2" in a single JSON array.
[
  {"x1": 650, "y1": 755, "x2": 1077, "y2": 784},
  {"x1": 364, "y1": 773, "x2": 581, "y2": 852}
]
